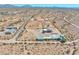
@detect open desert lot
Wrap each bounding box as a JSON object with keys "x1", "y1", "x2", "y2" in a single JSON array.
[{"x1": 0, "y1": 8, "x2": 79, "y2": 55}]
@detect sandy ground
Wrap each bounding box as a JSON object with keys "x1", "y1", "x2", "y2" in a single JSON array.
[{"x1": 0, "y1": 8, "x2": 79, "y2": 55}]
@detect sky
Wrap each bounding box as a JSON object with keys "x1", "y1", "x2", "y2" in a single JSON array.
[{"x1": 14, "y1": 4, "x2": 79, "y2": 8}]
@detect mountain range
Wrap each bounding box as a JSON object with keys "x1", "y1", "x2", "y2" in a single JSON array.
[
  {"x1": 0, "y1": 4, "x2": 33, "y2": 8},
  {"x1": 0, "y1": 4, "x2": 79, "y2": 8}
]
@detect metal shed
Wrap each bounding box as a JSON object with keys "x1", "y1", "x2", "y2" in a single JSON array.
[{"x1": 36, "y1": 33, "x2": 65, "y2": 42}]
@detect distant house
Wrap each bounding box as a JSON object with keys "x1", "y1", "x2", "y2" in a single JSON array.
[
  {"x1": 36, "y1": 28, "x2": 65, "y2": 42},
  {"x1": 4, "y1": 26, "x2": 17, "y2": 34}
]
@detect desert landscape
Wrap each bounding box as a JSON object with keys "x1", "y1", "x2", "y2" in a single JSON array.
[{"x1": 0, "y1": 8, "x2": 79, "y2": 55}]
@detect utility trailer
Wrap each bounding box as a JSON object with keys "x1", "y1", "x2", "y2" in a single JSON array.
[{"x1": 42, "y1": 28, "x2": 52, "y2": 33}]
